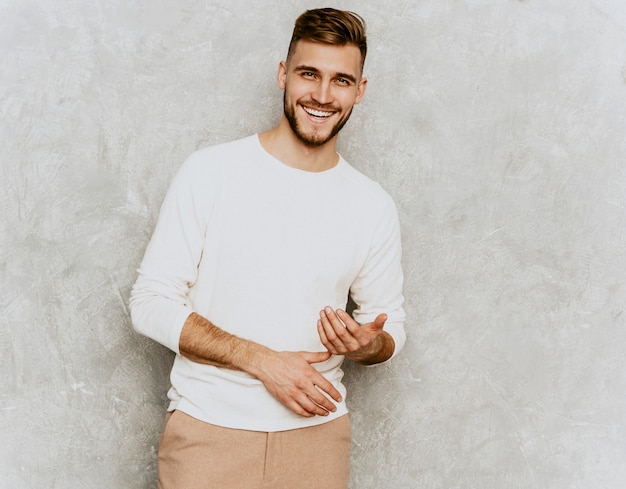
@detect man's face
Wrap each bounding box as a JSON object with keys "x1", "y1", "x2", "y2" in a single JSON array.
[{"x1": 279, "y1": 40, "x2": 367, "y2": 147}]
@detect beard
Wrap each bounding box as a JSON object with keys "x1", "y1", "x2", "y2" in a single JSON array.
[{"x1": 283, "y1": 92, "x2": 353, "y2": 147}]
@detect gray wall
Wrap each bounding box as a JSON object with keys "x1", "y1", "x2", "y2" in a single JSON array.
[{"x1": 2, "y1": 1, "x2": 625, "y2": 488}]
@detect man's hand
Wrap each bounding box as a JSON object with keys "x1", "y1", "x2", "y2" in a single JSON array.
[
  {"x1": 179, "y1": 312, "x2": 342, "y2": 418},
  {"x1": 253, "y1": 350, "x2": 342, "y2": 418},
  {"x1": 317, "y1": 306, "x2": 395, "y2": 365}
]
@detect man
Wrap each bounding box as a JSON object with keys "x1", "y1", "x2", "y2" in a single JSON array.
[{"x1": 130, "y1": 7, "x2": 406, "y2": 489}]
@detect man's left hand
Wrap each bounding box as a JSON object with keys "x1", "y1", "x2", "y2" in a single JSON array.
[{"x1": 317, "y1": 306, "x2": 394, "y2": 365}]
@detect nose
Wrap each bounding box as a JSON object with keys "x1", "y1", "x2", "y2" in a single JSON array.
[{"x1": 312, "y1": 79, "x2": 333, "y2": 105}]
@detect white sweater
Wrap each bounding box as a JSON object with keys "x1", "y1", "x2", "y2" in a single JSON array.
[{"x1": 130, "y1": 135, "x2": 406, "y2": 432}]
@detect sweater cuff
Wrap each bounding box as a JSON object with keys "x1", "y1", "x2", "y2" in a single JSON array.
[
  {"x1": 168, "y1": 308, "x2": 194, "y2": 354},
  {"x1": 367, "y1": 321, "x2": 406, "y2": 367}
]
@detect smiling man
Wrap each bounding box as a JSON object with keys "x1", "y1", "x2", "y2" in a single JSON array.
[
  {"x1": 130, "y1": 8, "x2": 406, "y2": 489},
  {"x1": 280, "y1": 41, "x2": 365, "y2": 147}
]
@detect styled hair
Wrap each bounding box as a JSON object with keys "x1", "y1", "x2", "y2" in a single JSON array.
[{"x1": 287, "y1": 8, "x2": 367, "y2": 70}]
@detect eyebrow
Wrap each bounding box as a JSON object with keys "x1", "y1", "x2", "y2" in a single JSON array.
[{"x1": 294, "y1": 65, "x2": 358, "y2": 84}]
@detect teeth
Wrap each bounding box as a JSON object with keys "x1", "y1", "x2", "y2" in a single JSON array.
[{"x1": 304, "y1": 107, "x2": 332, "y2": 118}]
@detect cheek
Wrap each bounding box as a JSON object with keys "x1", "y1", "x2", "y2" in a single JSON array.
[
  {"x1": 283, "y1": 80, "x2": 298, "y2": 98},
  {"x1": 287, "y1": 86, "x2": 310, "y2": 106},
  {"x1": 339, "y1": 92, "x2": 359, "y2": 109}
]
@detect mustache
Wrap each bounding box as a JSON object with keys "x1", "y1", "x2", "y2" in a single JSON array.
[{"x1": 299, "y1": 100, "x2": 339, "y2": 111}]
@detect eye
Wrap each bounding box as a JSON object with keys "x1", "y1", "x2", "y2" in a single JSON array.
[
  {"x1": 301, "y1": 71, "x2": 316, "y2": 79},
  {"x1": 335, "y1": 77, "x2": 351, "y2": 86}
]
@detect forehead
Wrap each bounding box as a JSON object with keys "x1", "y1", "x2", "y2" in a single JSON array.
[{"x1": 288, "y1": 40, "x2": 363, "y2": 77}]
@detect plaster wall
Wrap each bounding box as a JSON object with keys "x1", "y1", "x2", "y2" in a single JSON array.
[{"x1": 1, "y1": 1, "x2": 625, "y2": 488}]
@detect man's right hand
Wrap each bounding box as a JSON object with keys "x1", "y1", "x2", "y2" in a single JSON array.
[
  {"x1": 179, "y1": 312, "x2": 342, "y2": 418},
  {"x1": 252, "y1": 350, "x2": 342, "y2": 418}
]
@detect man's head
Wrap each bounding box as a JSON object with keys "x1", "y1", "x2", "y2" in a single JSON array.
[
  {"x1": 287, "y1": 8, "x2": 367, "y2": 73},
  {"x1": 279, "y1": 8, "x2": 368, "y2": 148}
]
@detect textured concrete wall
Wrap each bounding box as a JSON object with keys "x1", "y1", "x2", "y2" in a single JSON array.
[{"x1": 2, "y1": 1, "x2": 625, "y2": 488}]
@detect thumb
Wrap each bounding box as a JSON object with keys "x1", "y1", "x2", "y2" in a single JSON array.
[
  {"x1": 372, "y1": 313, "x2": 388, "y2": 331},
  {"x1": 300, "y1": 351, "x2": 332, "y2": 364}
]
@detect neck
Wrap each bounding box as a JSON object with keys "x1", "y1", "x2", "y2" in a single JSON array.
[{"x1": 258, "y1": 118, "x2": 339, "y2": 172}]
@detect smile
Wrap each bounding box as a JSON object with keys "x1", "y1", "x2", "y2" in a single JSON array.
[{"x1": 302, "y1": 106, "x2": 334, "y2": 118}]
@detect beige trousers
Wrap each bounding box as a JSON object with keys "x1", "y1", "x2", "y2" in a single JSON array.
[{"x1": 157, "y1": 410, "x2": 352, "y2": 489}]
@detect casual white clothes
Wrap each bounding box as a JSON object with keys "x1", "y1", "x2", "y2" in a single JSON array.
[{"x1": 130, "y1": 134, "x2": 406, "y2": 432}]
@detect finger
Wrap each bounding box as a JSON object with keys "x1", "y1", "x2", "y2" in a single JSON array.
[
  {"x1": 320, "y1": 308, "x2": 359, "y2": 351},
  {"x1": 296, "y1": 352, "x2": 342, "y2": 402},
  {"x1": 286, "y1": 400, "x2": 316, "y2": 418},
  {"x1": 286, "y1": 395, "x2": 326, "y2": 418},
  {"x1": 312, "y1": 374, "x2": 342, "y2": 403},
  {"x1": 336, "y1": 308, "x2": 362, "y2": 335},
  {"x1": 318, "y1": 314, "x2": 348, "y2": 352},
  {"x1": 276, "y1": 382, "x2": 333, "y2": 418},
  {"x1": 317, "y1": 320, "x2": 337, "y2": 354},
  {"x1": 317, "y1": 316, "x2": 349, "y2": 355},
  {"x1": 288, "y1": 381, "x2": 338, "y2": 417},
  {"x1": 301, "y1": 351, "x2": 332, "y2": 364},
  {"x1": 319, "y1": 307, "x2": 349, "y2": 337},
  {"x1": 338, "y1": 310, "x2": 387, "y2": 338},
  {"x1": 321, "y1": 306, "x2": 347, "y2": 329},
  {"x1": 307, "y1": 387, "x2": 337, "y2": 414},
  {"x1": 299, "y1": 392, "x2": 333, "y2": 417}
]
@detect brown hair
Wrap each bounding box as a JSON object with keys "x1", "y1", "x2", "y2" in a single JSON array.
[{"x1": 287, "y1": 8, "x2": 367, "y2": 70}]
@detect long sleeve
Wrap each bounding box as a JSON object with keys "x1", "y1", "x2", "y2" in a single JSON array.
[
  {"x1": 349, "y1": 195, "x2": 406, "y2": 361},
  {"x1": 129, "y1": 151, "x2": 219, "y2": 353}
]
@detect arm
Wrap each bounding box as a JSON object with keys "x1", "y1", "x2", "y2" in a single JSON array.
[
  {"x1": 318, "y1": 196, "x2": 406, "y2": 364},
  {"x1": 317, "y1": 307, "x2": 396, "y2": 365},
  {"x1": 179, "y1": 312, "x2": 343, "y2": 418}
]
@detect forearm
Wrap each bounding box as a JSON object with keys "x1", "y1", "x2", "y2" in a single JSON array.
[
  {"x1": 346, "y1": 330, "x2": 395, "y2": 366},
  {"x1": 179, "y1": 312, "x2": 269, "y2": 376},
  {"x1": 179, "y1": 311, "x2": 341, "y2": 418}
]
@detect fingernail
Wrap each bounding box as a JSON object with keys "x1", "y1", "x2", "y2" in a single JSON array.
[{"x1": 325, "y1": 306, "x2": 332, "y2": 314}]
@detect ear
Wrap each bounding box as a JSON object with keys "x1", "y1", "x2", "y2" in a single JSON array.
[
  {"x1": 277, "y1": 61, "x2": 287, "y2": 90},
  {"x1": 354, "y1": 77, "x2": 368, "y2": 104}
]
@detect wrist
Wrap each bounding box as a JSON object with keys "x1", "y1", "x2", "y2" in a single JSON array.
[
  {"x1": 349, "y1": 331, "x2": 395, "y2": 366},
  {"x1": 237, "y1": 342, "x2": 274, "y2": 379}
]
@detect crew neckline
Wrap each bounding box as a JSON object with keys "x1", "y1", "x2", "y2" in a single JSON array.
[{"x1": 254, "y1": 134, "x2": 345, "y2": 176}]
